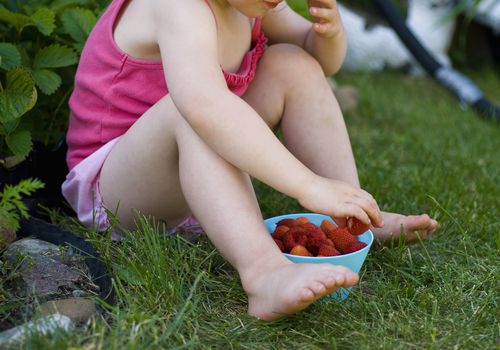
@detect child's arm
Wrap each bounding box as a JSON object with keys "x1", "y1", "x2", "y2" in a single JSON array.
[
  {"x1": 153, "y1": 0, "x2": 381, "y2": 227},
  {"x1": 262, "y1": 1, "x2": 346, "y2": 76}
]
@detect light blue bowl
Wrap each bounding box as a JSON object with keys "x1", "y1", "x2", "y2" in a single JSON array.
[{"x1": 264, "y1": 213, "x2": 374, "y2": 300}]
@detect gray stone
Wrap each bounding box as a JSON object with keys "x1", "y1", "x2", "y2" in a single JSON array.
[
  {"x1": 0, "y1": 314, "x2": 74, "y2": 347},
  {"x1": 72, "y1": 289, "x2": 86, "y2": 298},
  {"x1": 39, "y1": 297, "x2": 96, "y2": 326},
  {"x1": 16, "y1": 257, "x2": 81, "y2": 296},
  {"x1": 4, "y1": 238, "x2": 63, "y2": 265}
]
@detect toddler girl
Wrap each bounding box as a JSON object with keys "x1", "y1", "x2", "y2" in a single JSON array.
[{"x1": 62, "y1": 0, "x2": 438, "y2": 320}]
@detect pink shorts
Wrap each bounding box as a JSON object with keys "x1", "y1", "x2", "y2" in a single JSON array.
[{"x1": 61, "y1": 137, "x2": 198, "y2": 237}]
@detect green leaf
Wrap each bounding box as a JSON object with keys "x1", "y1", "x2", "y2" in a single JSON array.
[
  {"x1": 0, "y1": 43, "x2": 22, "y2": 70},
  {"x1": 0, "y1": 7, "x2": 31, "y2": 32},
  {"x1": 2, "y1": 119, "x2": 20, "y2": 134},
  {"x1": 30, "y1": 8, "x2": 55, "y2": 36},
  {"x1": 5, "y1": 129, "x2": 31, "y2": 157},
  {"x1": 0, "y1": 178, "x2": 44, "y2": 230},
  {"x1": 51, "y1": 0, "x2": 93, "y2": 13},
  {"x1": 32, "y1": 44, "x2": 77, "y2": 69},
  {"x1": 0, "y1": 67, "x2": 37, "y2": 123},
  {"x1": 18, "y1": 46, "x2": 31, "y2": 67},
  {"x1": 61, "y1": 7, "x2": 97, "y2": 43},
  {"x1": 72, "y1": 41, "x2": 85, "y2": 53},
  {"x1": 32, "y1": 69, "x2": 61, "y2": 95}
]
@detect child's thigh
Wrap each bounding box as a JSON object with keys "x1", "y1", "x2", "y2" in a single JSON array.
[{"x1": 99, "y1": 95, "x2": 190, "y2": 229}]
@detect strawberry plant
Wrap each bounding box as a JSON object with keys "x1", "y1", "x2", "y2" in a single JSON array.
[{"x1": 0, "y1": 0, "x2": 104, "y2": 168}]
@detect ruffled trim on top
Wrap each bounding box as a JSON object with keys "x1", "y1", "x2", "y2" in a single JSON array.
[{"x1": 223, "y1": 29, "x2": 268, "y2": 93}]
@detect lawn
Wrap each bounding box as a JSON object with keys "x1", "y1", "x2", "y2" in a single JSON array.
[
  {"x1": 3, "y1": 2, "x2": 500, "y2": 349},
  {"x1": 14, "y1": 66, "x2": 499, "y2": 349}
]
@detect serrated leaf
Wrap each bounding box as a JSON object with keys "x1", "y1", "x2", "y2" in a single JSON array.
[
  {"x1": 50, "y1": 0, "x2": 92, "y2": 13},
  {"x1": 5, "y1": 129, "x2": 32, "y2": 157},
  {"x1": 32, "y1": 44, "x2": 77, "y2": 69},
  {"x1": 32, "y1": 69, "x2": 61, "y2": 95},
  {"x1": 61, "y1": 7, "x2": 97, "y2": 43},
  {"x1": 2, "y1": 118, "x2": 21, "y2": 134},
  {"x1": 72, "y1": 41, "x2": 85, "y2": 53},
  {"x1": 0, "y1": 43, "x2": 21, "y2": 70},
  {"x1": 17, "y1": 46, "x2": 31, "y2": 67},
  {"x1": 0, "y1": 7, "x2": 31, "y2": 31},
  {"x1": 0, "y1": 67, "x2": 37, "y2": 123},
  {"x1": 31, "y1": 8, "x2": 55, "y2": 36}
]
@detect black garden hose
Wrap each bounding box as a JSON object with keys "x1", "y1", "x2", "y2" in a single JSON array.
[
  {"x1": 373, "y1": 0, "x2": 500, "y2": 122},
  {"x1": 18, "y1": 216, "x2": 114, "y2": 304}
]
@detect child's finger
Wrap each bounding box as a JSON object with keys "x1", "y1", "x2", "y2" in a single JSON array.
[
  {"x1": 309, "y1": 7, "x2": 334, "y2": 23},
  {"x1": 308, "y1": 0, "x2": 334, "y2": 9},
  {"x1": 359, "y1": 189, "x2": 383, "y2": 226},
  {"x1": 313, "y1": 22, "x2": 327, "y2": 33},
  {"x1": 351, "y1": 194, "x2": 383, "y2": 227},
  {"x1": 331, "y1": 216, "x2": 346, "y2": 228},
  {"x1": 344, "y1": 203, "x2": 371, "y2": 225}
]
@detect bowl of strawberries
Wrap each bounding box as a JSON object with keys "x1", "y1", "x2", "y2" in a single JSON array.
[{"x1": 264, "y1": 213, "x2": 374, "y2": 300}]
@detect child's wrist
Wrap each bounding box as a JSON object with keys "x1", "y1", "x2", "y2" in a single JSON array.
[{"x1": 296, "y1": 173, "x2": 321, "y2": 209}]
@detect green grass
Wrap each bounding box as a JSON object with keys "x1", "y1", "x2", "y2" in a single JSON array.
[{"x1": 6, "y1": 67, "x2": 497, "y2": 349}]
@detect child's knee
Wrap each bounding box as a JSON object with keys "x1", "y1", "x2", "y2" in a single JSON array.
[{"x1": 261, "y1": 44, "x2": 325, "y2": 82}]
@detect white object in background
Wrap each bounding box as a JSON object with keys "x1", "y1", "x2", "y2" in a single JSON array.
[
  {"x1": 340, "y1": 0, "x2": 457, "y2": 73},
  {"x1": 468, "y1": 0, "x2": 500, "y2": 34},
  {"x1": 0, "y1": 313, "x2": 75, "y2": 346}
]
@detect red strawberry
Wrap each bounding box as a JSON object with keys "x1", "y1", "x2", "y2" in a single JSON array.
[
  {"x1": 289, "y1": 226, "x2": 305, "y2": 236},
  {"x1": 290, "y1": 230, "x2": 307, "y2": 247},
  {"x1": 301, "y1": 222, "x2": 318, "y2": 231},
  {"x1": 282, "y1": 232, "x2": 297, "y2": 252},
  {"x1": 295, "y1": 216, "x2": 310, "y2": 226},
  {"x1": 343, "y1": 240, "x2": 367, "y2": 254},
  {"x1": 306, "y1": 237, "x2": 334, "y2": 256},
  {"x1": 328, "y1": 227, "x2": 356, "y2": 253},
  {"x1": 276, "y1": 218, "x2": 297, "y2": 228},
  {"x1": 306, "y1": 230, "x2": 327, "y2": 241},
  {"x1": 347, "y1": 217, "x2": 370, "y2": 236},
  {"x1": 317, "y1": 245, "x2": 341, "y2": 256},
  {"x1": 288, "y1": 227, "x2": 306, "y2": 245},
  {"x1": 295, "y1": 233, "x2": 308, "y2": 246},
  {"x1": 320, "y1": 219, "x2": 337, "y2": 236},
  {"x1": 272, "y1": 225, "x2": 290, "y2": 240},
  {"x1": 273, "y1": 238, "x2": 285, "y2": 252},
  {"x1": 289, "y1": 245, "x2": 313, "y2": 256}
]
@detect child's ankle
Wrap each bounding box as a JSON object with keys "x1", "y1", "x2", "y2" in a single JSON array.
[{"x1": 237, "y1": 251, "x2": 291, "y2": 293}]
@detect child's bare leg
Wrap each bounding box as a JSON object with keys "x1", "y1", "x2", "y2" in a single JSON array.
[
  {"x1": 242, "y1": 44, "x2": 437, "y2": 242},
  {"x1": 99, "y1": 95, "x2": 358, "y2": 321}
]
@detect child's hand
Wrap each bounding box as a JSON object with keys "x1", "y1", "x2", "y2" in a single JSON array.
[
  {"x1": 307, "y1": 0, "x2": 343, "y2": 38},
  {"x1": 298, "y1": 176, "x2": 384, "y2": 228}
]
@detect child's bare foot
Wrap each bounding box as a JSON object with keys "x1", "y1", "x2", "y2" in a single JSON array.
[
  {"x1": 242, "y1": 261, "x2": 359, "y2": 321},
  {"x1": 372, "y1": 212, "x2": 438, "y2": 243}
]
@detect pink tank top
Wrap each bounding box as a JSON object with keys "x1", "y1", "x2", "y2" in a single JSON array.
[{"x1": 66, "y1": 0, "x2": 268, "y2": 169}]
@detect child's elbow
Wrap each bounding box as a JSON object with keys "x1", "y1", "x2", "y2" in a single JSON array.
[
  {"x1": 322, "y1": 54, "x2": 346, "y2": 76},
  {"x1": 174, "y1": 92, "x2": 220, "y2": 132}
]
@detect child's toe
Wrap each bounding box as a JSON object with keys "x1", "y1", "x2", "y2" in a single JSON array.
[{"x1": 300, "y1": 288, "x2": 315, "y2": 302}]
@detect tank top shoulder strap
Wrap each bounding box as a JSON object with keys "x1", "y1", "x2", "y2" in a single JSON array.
[{"x1": 252, "y1": 17, "x2": 262, "y2": 40}]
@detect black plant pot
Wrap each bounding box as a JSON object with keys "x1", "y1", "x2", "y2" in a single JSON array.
[{"x1": 0, "y1": 138, "x2": 72, "y2": 217}]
